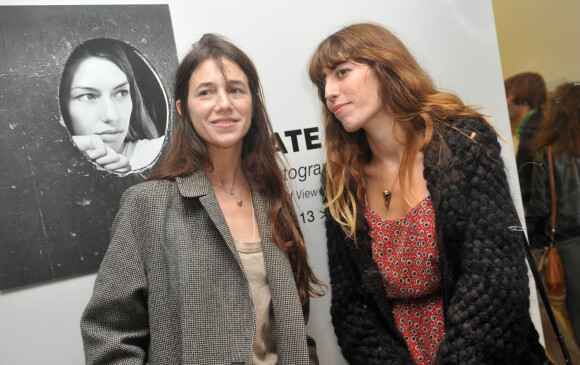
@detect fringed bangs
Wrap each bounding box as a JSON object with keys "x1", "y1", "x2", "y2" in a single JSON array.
[
  {"x1": 308, "y1": 23, "x2": 494, "y2": 242},
  {"x1": 308, "y1": 37, "x2": 351, "y2": 101}
]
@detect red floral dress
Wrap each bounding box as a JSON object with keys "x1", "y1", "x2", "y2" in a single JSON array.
[{"x1": 365, "y1": 195, "x2": 445, "y2": 365}]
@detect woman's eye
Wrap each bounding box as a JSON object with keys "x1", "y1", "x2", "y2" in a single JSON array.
[
  {"x1": 337, "y1": 68, "x2": 350, "y2": 77},
  {"x1": 75, "y1": 93, "x2": 97, "y2": 102},
  {"x1": 230, "y1": 88, "x2": 243, "y2": 94},
  {"x1": 198, "y1": 90, "x2": 211, "y2": 96},
  {"x1": 113, "y1": 89, "x2": 130, "y2": 99}
]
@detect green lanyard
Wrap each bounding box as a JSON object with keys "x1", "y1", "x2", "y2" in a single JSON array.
[{"x1": 516, "y1": 109, "x2": 536, "y2": 136}]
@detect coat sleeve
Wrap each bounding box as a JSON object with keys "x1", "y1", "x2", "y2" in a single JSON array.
[
  {"x1": 307, "y1": 334, "x2": 319, "y2": 365},
  {"x1": 80, "y1": 186, "x2": 150, "y2": 365},
  {"x1": 301, "y1": 298, "x2": 320, "y2": 365},
  {"x1": 430, "y1": 119, "x2": 547, "y2": 364}
]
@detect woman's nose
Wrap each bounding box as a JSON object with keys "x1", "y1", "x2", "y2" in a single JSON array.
[
  {"x1": 215, "y1": 89, "x2": 233, "y2": 111},
  {"x1": 325, "y1": 78, "x2": 338, "y2": 101},
  {"x1": 100, "y1": 98, "x2": 119, "y2": 123}
]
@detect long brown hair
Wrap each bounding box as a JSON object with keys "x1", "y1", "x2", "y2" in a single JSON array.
[
  {"x1": 150, "y1": 33, "x2": 324, "y2": 302},
  {"x1": 532, "y1": 82, "x2": 580, "y2": 158},
  {"x1": 308, "y1": 22, "x2": 487, "y2": 240}
]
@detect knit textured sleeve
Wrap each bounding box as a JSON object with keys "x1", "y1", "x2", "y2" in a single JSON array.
[
  {"x1": 425, "y1": 118, "x2": 547, "y2": 364},
  {"x1": 325, "y1": 211, "x2": 415, "y2": 364},
  {"x1": 80, "y1": 184, "x2": 151, "y2": 365}
]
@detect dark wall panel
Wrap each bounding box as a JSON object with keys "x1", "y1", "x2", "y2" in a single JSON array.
[{"x1": 0, "y1": 5, "x2": 178, "y2": 290}]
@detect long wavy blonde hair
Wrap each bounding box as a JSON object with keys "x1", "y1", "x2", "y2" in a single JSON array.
[{"x1": 308, "y1": 23, "x2": 487, "y2": 241}]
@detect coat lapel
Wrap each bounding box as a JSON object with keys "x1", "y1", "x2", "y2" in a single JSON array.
[
  {"x1": 252, "y1": 187, "x2": 309, "y2": 364},
  {"x1": 175, "y1": 172, "x2": 309, "y2": 363},
  {"x1": 172, "y1": 171, "x2": 253, "y2": 363},
  {"x1": 176, "y1": 171, "x2": 241, "y2": 265}
]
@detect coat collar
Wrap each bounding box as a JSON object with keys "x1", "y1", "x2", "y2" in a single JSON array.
[
  {"x1": 175, "y1": 169, "x2": 212, "y2": 198},
  {"x1": 173, "y1": 169, "x2": 271, "y2": 267},
  {"x1": 174, "y1": 169, "x2": 267, "y2": 214}
]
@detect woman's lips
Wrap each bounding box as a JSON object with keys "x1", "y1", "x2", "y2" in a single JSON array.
[
  {"x1": 96, "y1": 129, "x2": 123, "y2": 141},
  {"x1": 211, "y1": 117, "x2": 238, "y2": 126},
  {"x1": 97, "y1": 128, "x2": 123, "y2": 135},
  {"x1": 333, "y1": 103, "x2": 349, "y2": 116}
]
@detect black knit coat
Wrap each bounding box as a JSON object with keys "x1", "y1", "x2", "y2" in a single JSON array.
[{"x1": 325, "y1": 118, "x2": 548, "y2": 364}]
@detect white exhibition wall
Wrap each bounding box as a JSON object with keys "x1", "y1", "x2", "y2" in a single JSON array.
[{"x1": 0, "y1": 1, "x2": 540, "y2": 364}]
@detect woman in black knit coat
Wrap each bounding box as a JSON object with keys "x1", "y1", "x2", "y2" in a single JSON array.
[{"x1": 308, "y1": 23, "x2": 548, "y2": 364}]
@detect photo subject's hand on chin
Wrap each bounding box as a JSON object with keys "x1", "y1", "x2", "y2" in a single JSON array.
[
  {"x1": 93, "y1": 146, "x2": 131, "y2": 172},
  {"x1": 72, "y1": 135, "x2": 132, "y2": 173}
]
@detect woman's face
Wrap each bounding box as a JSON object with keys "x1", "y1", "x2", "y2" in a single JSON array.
[
  {"x1": 68, "y1": 57, "x2": 132, "y2": 153},
  {"x1": 179, "y1": 58, "x2": 253, "y2": 154},
  {"x1": 323, "y1": 60, "x2": 385, "y2": 132}
]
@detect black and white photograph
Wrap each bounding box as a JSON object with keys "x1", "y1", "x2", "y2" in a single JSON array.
[
  {"x1": 59, "y1": 37, "x2": 167, "y2": 173},
  {"x1": 0, "y1": 4, "x2": 178, "y2": 290}
]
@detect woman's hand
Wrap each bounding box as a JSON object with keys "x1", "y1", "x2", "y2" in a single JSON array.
[{"x1": 72, "y1": 135, "x2": 132, "y2": 173}]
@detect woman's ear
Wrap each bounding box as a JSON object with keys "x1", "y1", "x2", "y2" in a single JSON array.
[{"x1": 176, "y1": 99, "x2": 182, "y2": 117}]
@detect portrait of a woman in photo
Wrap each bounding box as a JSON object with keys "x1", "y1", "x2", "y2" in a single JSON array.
[{"x1": 59, "y1": 38, "x2": 167, "y2": 173}]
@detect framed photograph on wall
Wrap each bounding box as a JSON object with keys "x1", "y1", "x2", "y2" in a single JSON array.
[{"x1": 0, "y1": 4, "x2": 178, "y2": 290}]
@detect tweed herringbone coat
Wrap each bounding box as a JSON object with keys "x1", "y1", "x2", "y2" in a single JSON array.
[{"x1": 81, "y1": 170, "x2": 317, "y2": 364}]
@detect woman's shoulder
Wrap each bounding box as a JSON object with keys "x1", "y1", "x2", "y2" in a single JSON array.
[
  {"x1": 424, "y1": 117, "x2": 502, "y2": 176},
  {"x1": 120, "y1": 179, "x2": 176, "y2": 209},
  {"x1": 430, "y1": 117, "x2": 499, "y2": 155},
  {"x1": 442, "y1": 117, "x2": 496, "y2": 141}
]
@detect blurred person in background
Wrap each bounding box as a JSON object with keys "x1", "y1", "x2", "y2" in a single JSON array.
[
  {"x1": 504, "y1": 72, "x2": 547, "y2": 202},
  {"x1": 526, "y1": 82, "x2": 580, "y2": 363}
]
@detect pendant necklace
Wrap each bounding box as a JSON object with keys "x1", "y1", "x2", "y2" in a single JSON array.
[
  {"x1": 374, "y1": 162, "x2": 401, "y2": 208},
  {"x1": 212, "y1": 181, "x2": 245, "y2": 207}
]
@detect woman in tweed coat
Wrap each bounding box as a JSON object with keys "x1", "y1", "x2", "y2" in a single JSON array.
[
  {"x1": 307, "y1": 23, "x2": 548, "y2": 364},
  {"x1": 81, "y1": 34, "x2": 323, "y2": 364}
]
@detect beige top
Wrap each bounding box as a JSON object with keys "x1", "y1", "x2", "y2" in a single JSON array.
[{"x1": 234, "y1": 238, "x2": 278, "y2": 365}]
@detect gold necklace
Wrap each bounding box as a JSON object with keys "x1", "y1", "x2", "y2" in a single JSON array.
[
  {"x1": 212, "y1": 181, "x2": 246, "y2": 206},
  {"x1": 374, "y1": 162, "x2": 400, "y2": 208}
]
